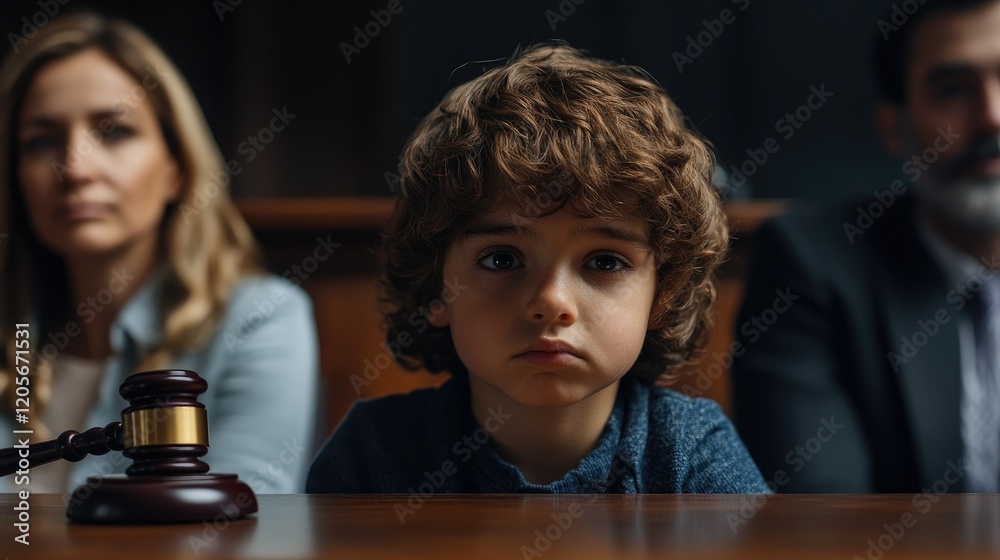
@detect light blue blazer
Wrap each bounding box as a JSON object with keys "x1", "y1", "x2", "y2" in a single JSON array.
[{"x1": 2, "y1": 269, "x2": 319, "y2": 493}]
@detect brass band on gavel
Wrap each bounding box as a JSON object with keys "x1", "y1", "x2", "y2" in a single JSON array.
[{"x1": 122, "y1": 407, "x2": 210, "y2": 448}]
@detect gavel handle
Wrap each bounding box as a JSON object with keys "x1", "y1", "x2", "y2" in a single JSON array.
[{"x1": 0, "y1": 422, "x2": 124, "y2": 477}]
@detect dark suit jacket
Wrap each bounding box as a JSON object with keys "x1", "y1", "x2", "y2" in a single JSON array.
[{"x1": 732, "y1": 193, "x2": 970, "y2": 492}]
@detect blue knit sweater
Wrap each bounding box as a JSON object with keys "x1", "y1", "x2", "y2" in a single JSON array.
[{"x1": 306, "y1": 374, "x2": 770, "y2": 493}]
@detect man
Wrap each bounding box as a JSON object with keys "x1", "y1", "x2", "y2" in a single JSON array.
[{"x1": 733, "y1": 0, "x2": 1000, "y2": 492}]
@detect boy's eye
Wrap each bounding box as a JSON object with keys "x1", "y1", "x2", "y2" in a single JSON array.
[
  {"x1": 586, "y1": 254, "x2": 629, "y2": 272},
  {"x1": 478, "y1": 251, "x2": 522, "y2": 271}
]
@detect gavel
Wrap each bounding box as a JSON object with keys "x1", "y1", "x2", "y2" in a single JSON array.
[{"x1": 0, "y1": 369, "x2": 258, "y2": 523}]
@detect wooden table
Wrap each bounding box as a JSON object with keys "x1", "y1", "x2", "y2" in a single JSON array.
[{"x1": 2, "y1": 493, "x2": 999, "y2": 559}]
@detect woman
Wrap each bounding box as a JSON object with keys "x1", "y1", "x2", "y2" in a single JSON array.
[{"x1": 0, "y1": 13, "x2": 318, "y2": 493}]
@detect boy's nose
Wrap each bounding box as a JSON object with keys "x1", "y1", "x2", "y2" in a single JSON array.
[{"x1": 525, "y1": 269, "x2": 577, "y2": 325}]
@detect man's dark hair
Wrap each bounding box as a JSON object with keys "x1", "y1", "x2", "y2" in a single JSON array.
[{"x1": 876, "y1": 0, "x2": 1000, "y2": 104}]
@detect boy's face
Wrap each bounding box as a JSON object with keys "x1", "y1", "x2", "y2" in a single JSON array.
[{"x1": 430, "y1": 207, "x2": 659, "y2": 408}]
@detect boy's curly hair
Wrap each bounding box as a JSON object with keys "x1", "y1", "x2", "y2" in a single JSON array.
[{"x1": 378, "y1": 43, "x2": 728, "y2": 385}]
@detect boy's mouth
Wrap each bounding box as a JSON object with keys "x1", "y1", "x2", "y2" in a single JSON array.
[{"x1": 514, "y1": 339, "x2": 582, "y2": 366}]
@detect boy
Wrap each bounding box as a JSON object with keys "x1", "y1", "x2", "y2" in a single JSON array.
[{"x1": 307, "y1": 44, "x2": 769, "y2": 493}]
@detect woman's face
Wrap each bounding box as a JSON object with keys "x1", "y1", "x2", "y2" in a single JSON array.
[{"x1": 16, "y1": 48, "x2": 181, "y2": 259}]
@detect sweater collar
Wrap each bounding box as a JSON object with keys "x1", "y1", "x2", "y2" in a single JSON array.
[{"x1": 470, "y1": 376, "x2": 643, "y2": 493}]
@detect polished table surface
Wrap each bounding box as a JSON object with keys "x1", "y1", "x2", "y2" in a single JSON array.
[{"x1": 2, "y1": 493, "x2": 1000, "y2": 559}]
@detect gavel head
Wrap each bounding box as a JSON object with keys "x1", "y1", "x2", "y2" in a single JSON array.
[
  {"x1": 119, "y1": 369, "x2": 211, "y2": 476},
  {"x1": 67, "y1": 369, "x2": 259, "y2": 524}
]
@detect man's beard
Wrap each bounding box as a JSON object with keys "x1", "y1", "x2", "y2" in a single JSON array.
[{"x1": 911, "y1": 132, "x2": 1000, "y2": 233}]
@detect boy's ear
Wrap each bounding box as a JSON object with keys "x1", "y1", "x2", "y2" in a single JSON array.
[
  {"x1": 647, "y1": 291, "x2": 668, "y2": 330},
  {"x1": 426, "y1": 303, "x2": 451, "y2": 327},
  {"x1": 646, "y1": 310, "x2": 664, "y2": 330}
]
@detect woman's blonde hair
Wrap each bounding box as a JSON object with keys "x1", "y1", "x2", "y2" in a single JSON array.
[{"x1": 0, "y1": 12, "x2": 262, "y2": 437}]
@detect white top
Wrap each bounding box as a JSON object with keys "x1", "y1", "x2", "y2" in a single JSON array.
[{"x1": 31, "y1": 353, "x2": 107, "y2": 493}]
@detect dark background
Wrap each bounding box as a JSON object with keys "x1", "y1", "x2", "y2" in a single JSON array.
[{"x1": 1, "y1": 0, "x2": 907, "y2": 201}]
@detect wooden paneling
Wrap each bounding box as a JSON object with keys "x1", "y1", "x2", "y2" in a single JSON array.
[{"x1": 237, "y1": 198, "x2": 787, "y2": 435}]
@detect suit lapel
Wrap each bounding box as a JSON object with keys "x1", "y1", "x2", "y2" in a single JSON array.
[{"x1": 876, "y1": 199, "x2": 962, "y2": 488}]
